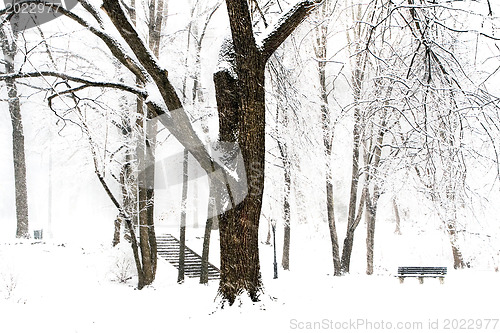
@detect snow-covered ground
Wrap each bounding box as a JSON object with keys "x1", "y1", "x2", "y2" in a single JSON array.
[{"x1": 1, "y1": 221, "x2": 498, "y2": 333}]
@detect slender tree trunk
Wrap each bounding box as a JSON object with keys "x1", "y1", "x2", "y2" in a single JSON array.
[
  {"x1": 446, "y1": 210, "x2": 465, "y2": 269},
  {"x1": 393, "y1": 197, "x2": 402, "y2": 235},
  {"x1": 340, "y1": 57, "x2": 365, "y2": 273},
  {"x1": 192, "y1": 167, "x2": 199, "y2": 228},
  {"x1": 365, "y1": 195, "x2": 379, "y2": 275},
  {"x1": 136, "y1": 99, "x2": 154, "y2": 288},
  {"x1": 266, "y1": 220, "x2": 271, "y2": 245},
  {"x1": 340, "y1": 108, "x2": 362, "y2": 273},
  {"x1": 326, "y1": 181, "x2": 340, "y2": 274},
  {"x1": 340, "y1": 16, "x2": 368, "y2": 273},
  {"x1": 178, "y1": 149, "x2": 189, "y2": 283},
  {"x1": 365, "y1": 109, "x2": 387, "y2": 275},
  {"x1": 8, "y1": 77, "x2": 29, "y2": 239},
  {"x1": 314, "y1": 1, "x2": 341, "y2": 275},
  {"x1": 146, "y1": 106, "x2": 158, "y2": 276},
  {"x1": 112, "y1": 216, "x2": 122, "y2": 247},
  {"x1": 128, "y1": 0, "x2": 165, "y2": 288},
  {"x1": 1, "y1": 28, "x2": 29, "y2": 239},
  {"x1": 272, "y1": 223, "x2": 278, "y2": 279},
  {"x1": 277, "y1": 119, "x2": 291, "y2": 270},
  {"x1": 282, "y1": 163, "x2": 291, "y2": 270},
  {"x1": 200, "y1": 197, "x2": 216, "y2": 284}
]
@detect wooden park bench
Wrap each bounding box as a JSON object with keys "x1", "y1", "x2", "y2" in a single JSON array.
[{"x1": 398, "y1": 266, "x2": 447, "y2": 284}]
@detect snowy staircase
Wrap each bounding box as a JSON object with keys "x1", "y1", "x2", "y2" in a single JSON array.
[{"x1": 156, "y1": 234, "x2": 220, "y2": 280}]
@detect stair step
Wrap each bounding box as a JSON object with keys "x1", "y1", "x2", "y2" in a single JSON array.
[{"x1": 154, "y1": 233, "x2": 220, "y2": 280}]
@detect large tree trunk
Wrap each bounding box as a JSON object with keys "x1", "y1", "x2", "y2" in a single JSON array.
[
  {"x1": 215, "y1": 61, "x2": 266, "y2": 304},
  {"x1": 213, "y1": 0, "x2": 321, "y2": 304},
  {"x1": 1, "y1": 28, "x2": 29, "y2": 239}
]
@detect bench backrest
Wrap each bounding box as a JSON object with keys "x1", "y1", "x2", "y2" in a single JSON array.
[{"x1": 398, "y1": 266, "x2": 447, "y2": 275}]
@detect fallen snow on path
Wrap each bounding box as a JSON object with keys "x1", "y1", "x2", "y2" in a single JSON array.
[{"x1": 0, "y1": 237, "x2": 498, "y2": 333}]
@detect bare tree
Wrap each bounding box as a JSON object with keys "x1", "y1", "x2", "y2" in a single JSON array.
[
  {"x1": 0, "y1": 26, "x2": 29, "y2": 239},
  {"x1": 313, "y1": 0, "x2": 342, "y2": 276}
]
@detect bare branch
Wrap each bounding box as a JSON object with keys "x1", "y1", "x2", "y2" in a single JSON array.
[
  {"x1": 0, "y1": 71, "x2": 147, "y2": 96},
  {"x1": 77, "y1": 0, "x2": 104, "y2": 27},
  {"x1": 101, "y1": 0, "x2": 220, "y2": 176},
  {"x1": 260, "y1": 0, "x2": 323, "y2": 61}
]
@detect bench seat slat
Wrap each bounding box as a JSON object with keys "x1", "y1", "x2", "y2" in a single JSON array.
[{"x1": 398, "y1": 266, "x2": 447, "y2": 276}]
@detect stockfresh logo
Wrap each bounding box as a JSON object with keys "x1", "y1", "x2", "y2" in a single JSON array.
[{"x1": 2, "y1": 0, "x2": 77, "y2": 31}]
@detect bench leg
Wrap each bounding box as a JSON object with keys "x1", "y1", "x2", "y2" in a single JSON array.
[
  {"x1": 399, "y1": 277, "x2": 404, "y2": 284},
  {"x1": 418, "y1": 277, "x2": 424, "y2": 284},
  {"x1": 439, "y1": 277, "x2": 444, "y2": 284}
]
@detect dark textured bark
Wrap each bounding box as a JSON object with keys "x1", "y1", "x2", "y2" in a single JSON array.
[
  {"x1": 112, "y1": 216, "x2": 121, "y2": 247},
  {"x1": 213, "y1": 0, "x2": 320, "y2": 304},
  {"x1": 1, "y1": 28, "x2": 29, "y2": 239},
  {"x1": 215, "y1": 0, "x2": 266, "y2": 302},
  {"x1": 282, "y1": 224, "x2": 290, "y2": 270}
]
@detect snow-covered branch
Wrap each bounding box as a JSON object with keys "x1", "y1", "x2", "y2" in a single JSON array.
[
  {"x1": 259, "y1": 0, "x2": 323, "y2": 61},
  {"x1": 101, "y1": 0, "x2": 221, "y2": 177},
  {"x1": 0, "y1": 71, "x2": 147, "y2": 97}
]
